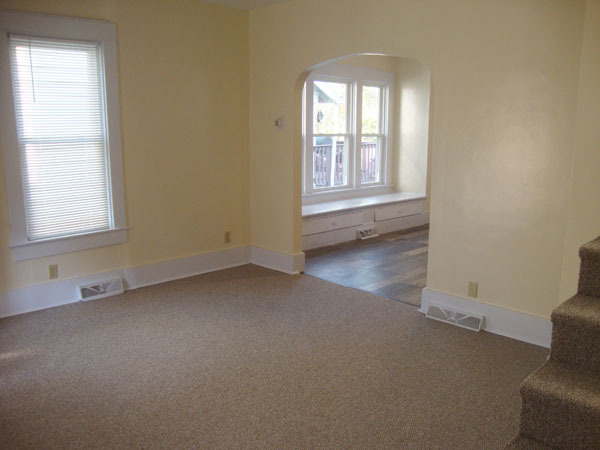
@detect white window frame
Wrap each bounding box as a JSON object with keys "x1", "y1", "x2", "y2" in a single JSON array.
[
  {"x1": 0, "y1": 10, "x2": 128, "y2": 261},
  {"x1": 302, "y1": 64, "x2": 394, "y2": 202}
]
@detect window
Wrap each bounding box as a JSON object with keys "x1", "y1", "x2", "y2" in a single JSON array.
[
  {"x1": 303, "y1": 64, "x2": 393, "y2": 197},
  {"x1": 0, "y1": 10, "x2": 127, "y2": 260}
]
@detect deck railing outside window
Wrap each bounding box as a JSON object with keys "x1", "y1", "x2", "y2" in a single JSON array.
[
  {"x1": 360, "y1": 141, "x2": 377, "y2": 183},
  {"x1": 313, "y1": 142, "x2": 377, "y2": 188}
]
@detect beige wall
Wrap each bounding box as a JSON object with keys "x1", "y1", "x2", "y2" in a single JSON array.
[
  {"x1": 559, "y1": 0, "x2": 600, "y2": 300},
  {"x1": 249, "y1": 0, "x2": 586, "y2": 318},
  {"x1": 1, "y1": 0, "x2": 597, "y2": 323},
  {"x1": 0, "y1": 0, "x2": 250, "y2": 291},
  {"x1": 395, "y1": 58, "x2": 430, "y2": 197}
]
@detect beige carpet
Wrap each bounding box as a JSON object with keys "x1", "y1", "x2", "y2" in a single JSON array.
[{"x1": 0, "y1": 265, "x2": 547, "y2": 449}]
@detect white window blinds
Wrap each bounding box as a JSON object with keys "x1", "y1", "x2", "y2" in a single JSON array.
[{"x1": 8, "y1": 35, "x2": 112, "y2": 241}]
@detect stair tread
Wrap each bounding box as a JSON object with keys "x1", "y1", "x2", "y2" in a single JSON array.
[
  {"x1": 578, "y1": 237, "x2": 600, "y2": 298},
  {"x1": 580, "y1": 236, "x2": 600, "y2": 257},
  {"x1": 552, "y1": 294, "x2": 600, "y2": 325},
  {"x1": 505, "y1": 435, "x2": 557, "y2": 450},
  {"x1": 521, "y1": 359, "x2": 600, "y2": 409},
  {"x1": 550, "y1": 293, "x2": 600, "y2": 372}
]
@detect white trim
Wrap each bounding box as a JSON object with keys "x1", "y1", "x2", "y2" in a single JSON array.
[
  {"x1": 0, "y1": 9, "x2": 127, "y2": 261},
  {"x1": 302, "y1": 192, "x2": 426, "y2": 217},
  {"x1": 0, "y1": 246, "x2": 251, "y2": 318},
  {"x1": 10, "y1": 228, "x2": 129, "y2": 261},
  {"x1": 102, "y1": 38, "x2": 127, "y2": 230},
  {"x1": 0, "y1": 27, "x2": 26, "y2": 245},
  {"x1": 250, "y1": 246, "x2": 305, "y2": 274},
  {"x1": 0, "y1": 9, "x2": 117, "y2": 42},
  {"x1": 1, "y1": 250, "x2": 551, "y2": 349},
  {"x1": 0, "y1": 269, "x2": 127, "y2": 318},
  {"x1": 420, "y1": 287, "x2": 552, "y2": 348},
  {"x1": 125, "y1": 246, "x2": 251, "y2": 289},
  {"x1": 0, "y1": 245, "x2": 307, "y2": 318},
  {"x1": 302, "y1": 184, "x2": 394, "y2": 205}
]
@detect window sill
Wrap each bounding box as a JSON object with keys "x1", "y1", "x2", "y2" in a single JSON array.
[
  {"x1": 9, "y1": 227, "x2": 129, "y2": 261},
  {"x1": 303, "y1": 184, "x2": 394, "y2": 205},
  {"x1": 302, "y1": 192, "x2": 426, "y2": 218}
]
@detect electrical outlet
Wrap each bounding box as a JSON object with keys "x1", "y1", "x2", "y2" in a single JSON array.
[
  {"x1": 224, "y1": 231, "x2": 231, "y2": 243},
  {"x1": 49, "y1": 264, "x2": 58, "y2": 280},
  {"x1": 468, "y1": 281, "x2": 478, "y2": 298}
]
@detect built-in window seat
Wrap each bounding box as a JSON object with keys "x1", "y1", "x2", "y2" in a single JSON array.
[{"x1": 301, "y1": 192, "x2": 428, "y2": 250}]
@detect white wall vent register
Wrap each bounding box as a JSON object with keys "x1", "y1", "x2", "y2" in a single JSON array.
[
  {"x1": 79, "y1": 277, "x2": 124, "y2": 301},
  {"x1": 425, "y1": 303, "x2": 484, "y2": 332}
]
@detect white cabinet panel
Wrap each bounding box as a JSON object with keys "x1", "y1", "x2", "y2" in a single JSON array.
[
  {"x1": 302, "y1": 211, "x2": 364, "y2": 236},
  {"x1": 375, "y1": 200, "x2": 425, "y2": 222}
]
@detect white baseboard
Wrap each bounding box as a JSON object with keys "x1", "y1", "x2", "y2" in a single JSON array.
[
  {"x1": 420, "y1": 287, "x2": 552, "y2": 348},
  {"x1": 125, "y1": 246, "x2": 251, "y2": 289},
  {"x1": 0, "y1": 245, "x2": 306, "y2": 318},
  {"x1": 1, "y1": 249, "x2": 550, "y2": 350},
  {"x1": 0, "y1": 269, "x2": 128, "y2": 318},
  {"x1": 250, "y1": 246, "x2": 305, "y2": 274}
]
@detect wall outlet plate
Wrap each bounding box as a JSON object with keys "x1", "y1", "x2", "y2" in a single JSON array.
[
  {"x1": 468, "y1": 281, "x2": 478, "y2": 298},
  {"x1": 357, "y1": 226, "x2": 379, "y2": 240},
  {"x1": 49, "y1": 264, "x2": 58, "y2": 279}
]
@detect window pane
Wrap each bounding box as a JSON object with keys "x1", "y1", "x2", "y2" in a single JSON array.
[
  {"x1": 313, "y1": 81, "x2": 347, "y2": 134},
  {"x1": 9, "y1": 35, "x2": 111, "y2": 240},
  {"x1": 361, "y1": 136, "x2": 380, "y2": 184},
  {"x1": 362, "y1": 85, "x2": 381, "y2": 134},
  {"x1": 313, "y1": 136, "x2": 348, "y2": 188}
]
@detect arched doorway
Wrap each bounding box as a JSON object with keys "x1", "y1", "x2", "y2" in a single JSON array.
[{"x1": 297, "y1": 54, "x2": 433, "y2": 308}]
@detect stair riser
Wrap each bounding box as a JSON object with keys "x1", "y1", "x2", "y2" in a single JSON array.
[
  {"x1": 578, "y1": 256, "x2": 600, "y2": 298},
  {"x1": 520, "y1": 390, "x2": 600, "y2": 449},
  {"x1": 551, "y1": 320, "x2": 600, "y2": 372}
]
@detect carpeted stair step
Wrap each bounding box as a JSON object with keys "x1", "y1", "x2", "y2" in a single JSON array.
[
  {"x1": 550, "y1": 294, "x2": 600, "y2": 372},
  {"x1": 519, "y1": 359, "x2": 600, "y2": 449},
  {"x1": 505, "y1": 435, "x2": 557, "y2": 449},
  {"x1": 578, "y1": 236, "x2": 600, "y2": 298}
]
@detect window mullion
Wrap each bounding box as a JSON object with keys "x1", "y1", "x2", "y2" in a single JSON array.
[
  {"x1": 354, "y1": 81, "x2": 362, "y2": 189},
  {"x1": 381, "y1": 85, "x2": 389, "y2": 185},
  {"x1": 345, "y1": 81, "x2": 353, "y2": 188}
]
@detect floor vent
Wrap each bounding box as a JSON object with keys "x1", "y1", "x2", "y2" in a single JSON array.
[
  {"x1": 79, "y1": 277, "x2": 124, "y2": 302},
  {"x1": 357, "y1": 226, "x2": 379, "y2": 240},
  {"x1": 425, "y1": 303, "x2": 484, "y2": 332}
]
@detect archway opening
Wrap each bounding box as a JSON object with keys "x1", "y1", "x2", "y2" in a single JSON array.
[{"x1": 297, "y1": 54, "x2": 432, "y2": 308}]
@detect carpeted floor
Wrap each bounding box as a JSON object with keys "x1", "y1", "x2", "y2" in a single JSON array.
[{"x1": 0, "y1": 265, "x2": 548, "y2": 449}]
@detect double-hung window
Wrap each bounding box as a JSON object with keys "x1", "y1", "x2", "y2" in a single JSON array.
[
  {"x1": 303, "y1": 65, "x2": 393, "y2": 197},
  {"x1": 0, "y1": 10, "x2": 127, "y2": 260}
]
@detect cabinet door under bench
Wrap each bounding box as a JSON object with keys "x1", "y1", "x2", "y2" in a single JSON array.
[
  {"x1": 374, "y1": 200, "x2": 425, "y2": 222},
  {"x1": 301, "y1": 195, "x2": 428, "y2": 250},
  {"x1": 302, "y1": 210, "x2": 368, "y2": 236}
]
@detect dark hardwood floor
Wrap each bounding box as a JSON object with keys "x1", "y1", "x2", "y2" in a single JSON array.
[{"x1": 304, "y1": 225, "x2": 429, "y2": 307}]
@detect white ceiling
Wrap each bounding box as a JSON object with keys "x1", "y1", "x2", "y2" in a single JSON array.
[{"x1": 201, "y1": 0, "x2": 292, "y2": 10}]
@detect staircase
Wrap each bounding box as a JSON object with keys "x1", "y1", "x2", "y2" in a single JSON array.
[{"x1": 507, "y1": 237, "x2": 600, "y2": 449}]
